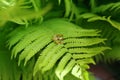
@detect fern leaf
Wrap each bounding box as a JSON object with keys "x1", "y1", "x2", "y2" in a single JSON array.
[
  {"x1": 8, "y1": 27, "x2": 38, "y2": 49},
  {"x1": 82, "y1": 69, "x2": 89, "y2": 80},
  {"x1": 0, "y1": 1, "x2": 52, "y2": 26},
  {"x1": 60, "y1": 60, "x2": 76, "y2": 80},
  {"x1": 38, "y1": 44, "x2": 64, "y2": 72},
  {"x1": 71, "y1": 64, "x2": 90, "y2": 80},
  {"x1": 55, "y1": 53, "x2": 72, "y2": 79},
  {"x1": 64, "y1": 0, "x2": 71, "y2": 17},
  {"x1": 41, "y1": 48, "x2": 67, "y2": 73},
  {"x1": 79, "y1": 13, "x2": 120, "y2": 30},
  {"x1": 11, "y1": 30, "x2": 47, "y2": 58},
  {"x1": 96, "y1": 46, "x2": 120, "y2": 63},
  {"x1": 77, "y1": 58, "x2": 95, "y2": 65},
  {"x1": 78, "y1": 13, "x2": 107, "y2": 22},
  {"x1": 73, "y1": 54, "x2": 100, "y2": 59},
  {"x1": 110, "y1": 2, "x2": 120, "y2": 11},
  {"x1": 93, "y1": 2, "x2": 120, "y2": 13},
  {"x1": 69, "y1": 47, "x2": 110, "y2": 53},
  {"x1": 33, "y1": 42, "x2": 56, "y2": 75},
  {"x1": 18, "y1": 35, "x2": 50, "y2": 65},
  {"x1": 107, "y1": 17, "x2": 120, "y2": 30},
  {"x1": 64, "y1": 30, "x2": 100, "y2": 38},
  {"x1": 64, "y1": 38, "x2": 106, "y2": 47},
  {"x1": 24, "y1": 37, "x2": 51, "y2": 65},
  {"x1": 7, "y1": 19, "x2": 109, "y2": 80},
  {"x1": 64, "y1": 38, "x2": 105, "y2": 43},
  {"x1": 71, "y1": 65, "x2": 82, "y2": 79},
  {"x1": 78, "y1": 13, "x2": 97, "y2": 19},
  {"x1": 87, "y1": 16, "x2": 106, "y2": 22}
]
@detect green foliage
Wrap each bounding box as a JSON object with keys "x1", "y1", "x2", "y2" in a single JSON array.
[
  {"x1": 0, "y1": 0, "x2": 52, "y2": 27},
  {"x1": 1, "y1": 0, "x2": 120, "y2": 80},
  {"x1": 77, "y1": 18, "x2": 120, "y2": 63},
  {"x1": 92, "y1": 2, "x2": 120, "y2": 14},
  {"x1": 78, "y1": 13, "x2": 120, "y2": 30},
  {"x1": 7, "y1": 19, "x2": 109, "y2": 80}
]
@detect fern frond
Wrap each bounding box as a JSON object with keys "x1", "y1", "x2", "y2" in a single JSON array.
[
  {"x1": 24, "y1": 37, "x2": 51, "y2": 65},
  {"x1": 0, "y1": 0, "x2": 52, "y2": 26},
  {"x1": 38, "y1": 44, "x2": 64, "y2": 73},
  {"x1": 71, "y1": 64, "x2": 90, "y2": 80},
  {"x1": 11, "y1": 30, "x2": 48, "y2": 59},
  {"x1": 71, "y1": 64, "x2": 82, "y2": 78},
  {"x1": 60, "y1": 59, "x2": 76, "y2": 80},
  {"x1": 55, "y1": 53, "x2": 72, "y2": 79},
  {"x1": 89, "y1": 16, "x2": 120, "y2": 30},
  {"x1": 107, "y1": 17, "x2": 120, "y2": 30},
  {"x1": 11, "y1": 29, "x2": 47, "y2": 57},
  {"x1": 21, "y1": 36, "x2": 51, "y2": 65},
  {"x1": 64, "y1": 38, "x2": 106, "y2": 47},
  {"x1": 8, "y1": 19, "x2": 109, "y2": 80},
  {"x1": 78, "y1": 13, "x2": 106, "y2": 22},
  {"x1": 77, "y1": 17, "x2": 120, "y2": 63},
  {"x1": 78, "y1": 13, "x2": 120, "y2": 30},
  {"x1": 64, "y1": 30, "x2": 100, "y2": 38},
  {"x1": 69, "y1": 47, "x2": 110, "y2": 53},
  {"x1": 93, "y1": 2, "x2": 120, "y2": 13},
  {"x1": 77, "y1": 58, "x2": 95, "y2": 65},
  {"x1": 64, "y1": 0, "x2": 71, "y2": 17},
  {"x1": 64, "y1": 38, "x2": 105, "y2": 43},
  {"x1": 41, "y1": 48, "x2": 67, "y2": 73},
  {"x1": 95, "y1": 46, "x2": 120, "y2": 63},
  {"x1": 0, "y1": 30, "x2": 36, "y2": 80},
  {"x1": 7, "y1": 27, "x2": 38, "y2": 49},
  {"x1": 33, "y1": 42, "x2": 56, "y2": 75}
]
